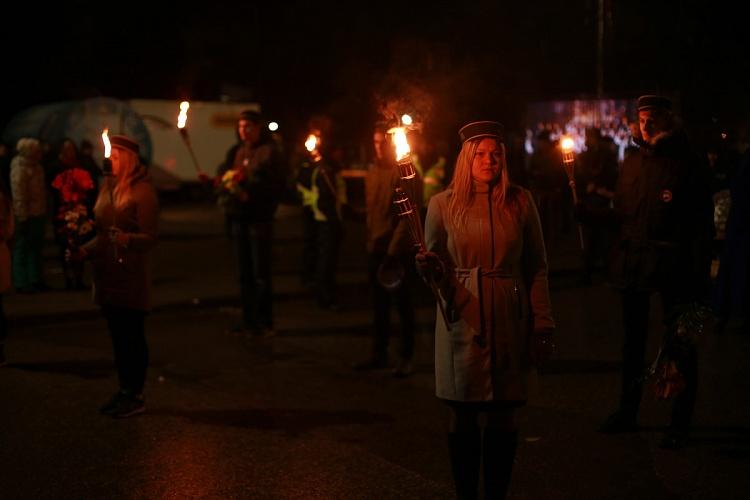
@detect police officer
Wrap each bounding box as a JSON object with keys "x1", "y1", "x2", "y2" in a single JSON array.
[{"x1": 598, "y1": 96, "x2": 714, "y2": 449}]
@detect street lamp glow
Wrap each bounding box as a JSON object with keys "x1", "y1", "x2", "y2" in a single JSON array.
[
  {"x1": 401, "y1": 114, "x2": 413, "y2": 126},
  {"x1": 268, "y1": 122, "x2": 279, "y2": 132}
]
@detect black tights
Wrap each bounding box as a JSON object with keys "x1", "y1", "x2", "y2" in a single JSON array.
[
  {"x1": 447, "y1": 403, "x2": 519, "y2": 500},
  {"x1": 102, "y1": 305, "x2": 148, "y2": 395}
]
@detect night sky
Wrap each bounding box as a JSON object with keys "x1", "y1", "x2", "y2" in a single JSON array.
[{"x1": 3, "y1": 0, "x2": 748, "y2": 145}]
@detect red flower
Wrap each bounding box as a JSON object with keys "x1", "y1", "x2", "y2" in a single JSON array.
[{"x1": 52, "y1": 168, "x2": 95, "y2": 204}]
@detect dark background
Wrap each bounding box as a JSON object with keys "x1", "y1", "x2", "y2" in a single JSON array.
[{"x1": 2, "y1": 0, "x2": 748, "y2": 148}]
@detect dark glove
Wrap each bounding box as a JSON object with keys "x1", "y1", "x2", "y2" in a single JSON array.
[
  {"x1": 415, "y1": 251, "x2": 445, "y2": 282},
  {"x1": 530, "y1": 328, "x2": 555, "y2": 366}
]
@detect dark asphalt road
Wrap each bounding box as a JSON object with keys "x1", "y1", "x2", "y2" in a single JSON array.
[{"x1": 1, "y1": 202, "x2": 749, "y2": 499}]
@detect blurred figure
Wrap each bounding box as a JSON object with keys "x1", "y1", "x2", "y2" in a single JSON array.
[
  {"x1": 220, "y1": 110, "x2": 285, "y2": 337},
  {"x1": 528, "y1": 130, "x2": 566, "y2": 242},
  {"x1": 50, "y1": 139, "x2": 95, "y2": 290},
  {"x1": 354, "y1": 127, "x2": 420, "y2": 377},
  {"x1": 311, "y1": 142, "x2": 347, "y2": 310},
  {"x1": 0, "y1": 176, "x2": 13, "y2": 366},
  {"x1": 714, "y1": 125, "x2": 750, "y2": 335},
  {"x1": 295, "y1": 133, "x2": 321, "y2": 289},
  {"x1": 599, "y1": 96, "x2": 714, "y2": 450},
  {"x1": 0, "y1": 143, "x2": 11, "y2": 196},
  {"x1": 10, "y1": 138, "x2": 47, "y2": 293},
  {"x1": 74, "y1": 135, "x2": 158, "y2": 417},
  {"x1": 417, "y1": 121, "x2": 555, "y2": 499},
  {"x1": 576, "y1": 128, "x2": 618, "y2": 285},
  {"x1": 79, "y1": 139, "x2": 103, "y2": 192},
  {"x1": 296, "y1": 132, "x2": 347, "y2": 309}
]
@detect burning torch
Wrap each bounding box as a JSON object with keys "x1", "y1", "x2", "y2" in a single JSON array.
[
  {"x1": 101, "y1": 128, "x2": 120, "y2": 263},
  {"x1": 561, "y1": 136, "x2": 585, "y2": 250},
  {"x1": 176, "y1": 101, "x2": 204, "y2": 176},
  {"x1": 386, "y1": 124, "x2": 450, "y2": 327},
  {"x1": 392, "y1": 187, "x2": 450, "y2": 327}
]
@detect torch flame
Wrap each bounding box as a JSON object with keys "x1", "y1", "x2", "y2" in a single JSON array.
[
  {"x1": 177, "y1": 101, "x2": 190, "y2": 129},
  {"x1": 102, "y1": 128, "x2": 111, "y2": 158},
  {"x1": 305, "y1": 134, "x2": 318, "y2": 153},
  {"x1": 560, "y1": 136, "x2": 575, "y2": 153},
  {"x1": 388, "y1": 127, "x2": 411, "y2": 161}
]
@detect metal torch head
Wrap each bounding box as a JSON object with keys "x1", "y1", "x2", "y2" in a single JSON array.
[
  {"x1": 392, "y1": 187, "x2": 415, "y2": 218},
  {"x1": 102, "y1": 158, "x2": 113, "y2": 176},
  {"x1": 397, "y1": 156, "x2": 416, "y2": 180}
]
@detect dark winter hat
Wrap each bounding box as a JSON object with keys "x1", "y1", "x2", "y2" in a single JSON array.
[
  {"x1": 239, "y1": 110, "x2": 262, "y2": 123},
  {"x1": 458, "y1": 121, "x2": 504, "y2": 143},
  {"x1": 109, "y1": 134, "x2": 140, "y2": 156},
  {"x1": 637, "y1": 95, "x2": 672, "y2": 112}
]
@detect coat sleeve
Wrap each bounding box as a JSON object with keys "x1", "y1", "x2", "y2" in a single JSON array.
[
  {"x1": 424, "y1": 194, "x2": 459, "y2": 301},
  {"x1": 127, "y1": 184, "x2": 159, "y2": 251},
  {"x1": 522, "y1": 190, "x2": 555, "y2": 332}
]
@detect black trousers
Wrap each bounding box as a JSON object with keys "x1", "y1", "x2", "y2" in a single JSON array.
[
  {"x1": 102, "y1": 305, "x2": 148, "y2": 394},
  {"x1": 315, "y1": 220, "x2": 342, "y2": 306},
  {"x1": 620, "y1": 289, "x2": 698, "y2": 430},
  {"x1": 233, "y1": 220, "x2": 274, "y2": 330},
  {"x1": 367, "y1": 252, "x2": 416, "y2": 361},
  {"x1": 300, "y1": 208, "x2": 317, "y2": 286}
]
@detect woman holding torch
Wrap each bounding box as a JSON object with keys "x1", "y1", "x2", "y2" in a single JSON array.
[
  {"x1": 73, "y1": 134, "x2": 158, "y2": 418},
  {"x1": 416, "y1": 121, "x2": 555, "y2": 499}
]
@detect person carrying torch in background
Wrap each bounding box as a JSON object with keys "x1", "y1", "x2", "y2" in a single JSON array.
[
  {"x1": 71, "y1": 133, "x2": 159, "y2": 418},
  {"x1": 353, "y1": 125, "x2": 422, "y2": 378},
  {"x1": 416, "y1": 121, "x2": 555, "y2": 499}
]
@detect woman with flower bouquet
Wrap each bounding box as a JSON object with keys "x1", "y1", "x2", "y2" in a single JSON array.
[
  {"x1": 51, "y1": 139, "x2": 95, "y2": 290},
  {"x1": 70, "y1": 135, "x2": 158, "y2": 418}
]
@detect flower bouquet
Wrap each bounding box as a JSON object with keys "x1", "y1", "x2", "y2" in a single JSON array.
[
  {"x1": 52, "y1": 168, "x2": 95, "y2": 247},
  {"x1": 215, "y1": 168, "x2": 251, "y2": 211},
  {"x1": 646, "y1": 302, "x2": 712, "y2": 400}
]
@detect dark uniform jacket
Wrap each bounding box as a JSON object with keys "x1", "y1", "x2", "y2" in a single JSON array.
[{"x1": 609, "y1": 130, "x2": 713, "y2": 299}]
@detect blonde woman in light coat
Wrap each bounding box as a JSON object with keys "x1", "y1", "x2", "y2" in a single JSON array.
[{"x1": 417, "y1": 121, "x2": 555, "y2": 499}]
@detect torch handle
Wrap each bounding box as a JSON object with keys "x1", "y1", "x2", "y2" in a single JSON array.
[{"x1": 179, "y1": 129, "x2": 204, "y2": 175}]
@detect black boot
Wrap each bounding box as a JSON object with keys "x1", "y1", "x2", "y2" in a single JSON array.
[
  {"x1": 448, "y1": 430, "x2": 481, "y2": 500},
  {"x1": 482, "y1": 430, "x2": 517, "y2": 500}
]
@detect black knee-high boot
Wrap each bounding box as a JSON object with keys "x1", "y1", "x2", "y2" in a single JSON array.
[
  {"x1": 482, "y1": 430, "x2": 518, "y2": 499},
  {"x1": 448, "y1": 430, "x2": 481, "y2": 500}
]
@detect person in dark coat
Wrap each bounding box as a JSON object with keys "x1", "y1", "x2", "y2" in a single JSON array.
[
  {"x1": 76, "y1": 134, "x2": 159, "y2": 418},
  {"x1": 714, "y1": 138, "x2": 750, "y2": 334},
  {"x1": 219, "y1": 110, "x2": 285, "y2": 337},
  {"x1": 576, "y1": 128, "x2": 618, "y2": 285},
  {"x1": 598, "y1": 96, "x2": 714, "y2": 450},
  {"x1": 354, "y1": 127, "x2": 421, "y2": 377}
]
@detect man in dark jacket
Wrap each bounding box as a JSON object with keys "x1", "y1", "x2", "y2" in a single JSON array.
[
  {"x1": 598, "y1": 96, "x2": 714, "y2": 449},
  {"x1": 220, "y1": 110, "x2": 285, "y2": 337}
]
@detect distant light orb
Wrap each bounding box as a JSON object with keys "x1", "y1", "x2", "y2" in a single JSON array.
[
  {"x1": 401, "y1": 114, "x2": 413, "y2": 126},
  {"x1": 268, "y1": 122, "x2": 279, "y2": 132}
]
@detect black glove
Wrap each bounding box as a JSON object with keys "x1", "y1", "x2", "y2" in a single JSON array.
[{"x1": 415, "y1": 251, "x2": 445, "y2": 282}]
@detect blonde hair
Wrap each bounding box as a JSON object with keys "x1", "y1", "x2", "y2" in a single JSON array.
[
  {"x1": 95, "y1": 147, "x2": 144, "y2": 213},
  {"x1": 447, "y1": 138, "x2": 518, "y2": 230}
]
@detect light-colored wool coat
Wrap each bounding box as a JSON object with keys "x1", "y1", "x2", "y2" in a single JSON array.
[{"x1": 425, "y1": 184, "x2": 555, "y2": 402}]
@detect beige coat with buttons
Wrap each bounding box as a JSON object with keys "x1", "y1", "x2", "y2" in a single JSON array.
[{"x1": 425, "y1": 184, "x2": 554, "y2": 402}]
